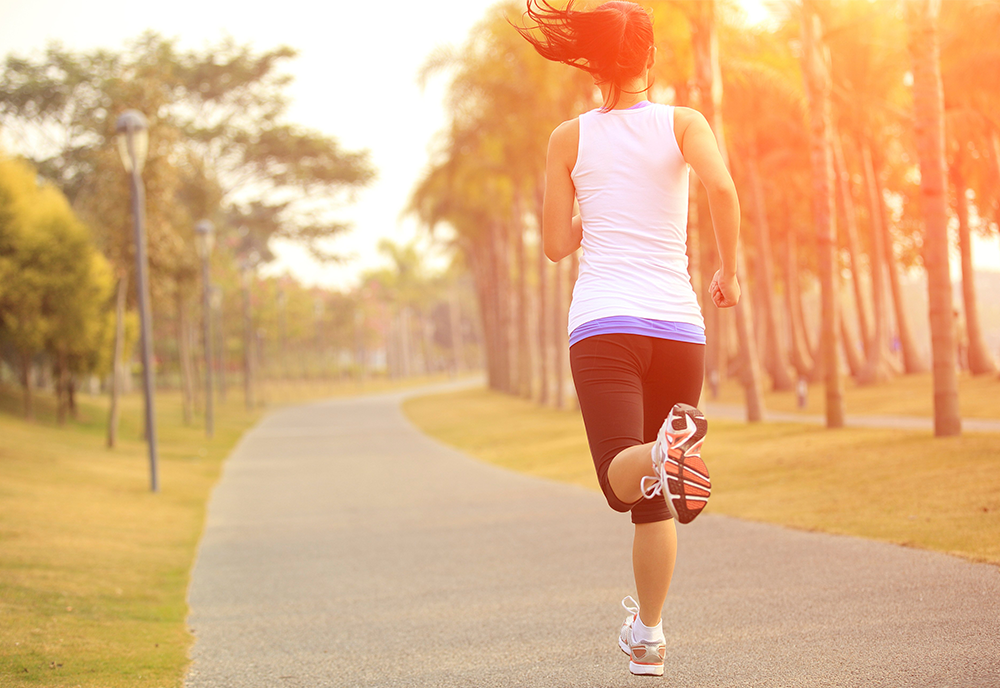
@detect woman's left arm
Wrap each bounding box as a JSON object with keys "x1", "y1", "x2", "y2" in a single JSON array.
[{"x1": 542, "y1": 119, "x2": 582, "y2": 262}]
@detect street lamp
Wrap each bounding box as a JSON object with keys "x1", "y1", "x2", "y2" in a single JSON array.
[
  {"x1": 116, "y1": 110, "x2": 158, "y2": 493},
  {"x1": 194, "y1": 220, "x2": 215, "y2": 438}
]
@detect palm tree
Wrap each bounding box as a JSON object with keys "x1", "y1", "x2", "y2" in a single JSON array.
[
  {"x1": 800, "y1": 1, "x2": 845, "y2": 428},
  {"x1": 685, "y1": 0, "x2": 765, "y2": 420},
  {"x1": 905, "y1": 0, "x2": 961, "y2": 436}
]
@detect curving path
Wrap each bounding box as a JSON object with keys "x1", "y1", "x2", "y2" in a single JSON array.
[{"x1": 185, "y1": 383, "x2": 1000, "y2": 687}]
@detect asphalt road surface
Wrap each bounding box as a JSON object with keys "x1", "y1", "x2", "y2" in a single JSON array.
[{"x1": 186, "y1": 384, "x2": 1000, "y2": 688}]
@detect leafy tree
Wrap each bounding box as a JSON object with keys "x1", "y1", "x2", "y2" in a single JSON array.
[{"x1": 0, "y1": 155, "x2": 111, "y2": 420}]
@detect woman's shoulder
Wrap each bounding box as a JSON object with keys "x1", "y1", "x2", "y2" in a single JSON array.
[{"x1": 549, "y1": 117, "x2": 581, "y2": 153}]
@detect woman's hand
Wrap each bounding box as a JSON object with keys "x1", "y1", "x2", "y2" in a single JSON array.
[{"x1": 710, "y1": 270, "x2": 740, "y2": 308}]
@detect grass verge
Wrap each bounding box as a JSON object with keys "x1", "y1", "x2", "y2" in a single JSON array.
[
  {"x1": 403, "y1": 387, "x2": 1000, "y2": 565},
  {"x1": 0, "y1": 374, "x2": 451, "y2": 687},
  {"x1": 712, "y1": 370, "x2": 1000, "y2": 420}
]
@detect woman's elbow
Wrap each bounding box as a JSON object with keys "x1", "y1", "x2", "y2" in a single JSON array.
[{"x1": 543, "y1": 235, "x2": 566, "y2": 262}]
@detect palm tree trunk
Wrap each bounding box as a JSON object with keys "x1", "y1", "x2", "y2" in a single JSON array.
[
  {"x1": 535, "y1": 185, "x2": 550, "y2": 405},
  {"x1": 448, "y1": 287, "x2": 464, "y2": 373},
  {"x1": 839, "y1": 302, "x2": 865, "y2": 379},
  {"x1": 568, "y1": 251, "x2": 581, "y2": 410},
  {"x1": 801, "y1": 5, "x2": 845, "y2": 428},
  {"x1": 552, "y1": 258, "x2": 566, "y2": 409},
  {"x1": 832, "y1": 129, "x2": 872, "y2": 355},
  {"x1": 857, "y1": 140, "x2": 893, "y2": 384},
  {"x1": 748, "y1": 144, "x2": 794, "y2": 391},
  {"x1": 698, "y1": 185, "x2": 723, "y2": 392},
  {"x1": 691, "y1": 0, "x2": 764, "y2": 415},
  {"x1": 107, "y1": 272, "x2": 128, "y2": 448},
  {"x1": 880, "y1": 179, "x2": 928, "y2": 374},
  {"x1": 907, "y1": 0, "x2": 961, "y2": 436},
  {"x1": 952, "y1": 159, "x2": 997, "y2": 374},
  {"x1": 692, "y1": 0, "x2": 724, "y2": 395},
  {"x1": 514, "y1": 195, "x2": 532, "y2": 398},
  {"x1": 784, "y1": 228, "x2": 815, "y2": 378}
]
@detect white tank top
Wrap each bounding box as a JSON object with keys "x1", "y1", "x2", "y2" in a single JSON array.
[{"x1": 567, "y1": 103, "x2": 703, "y2": 335}]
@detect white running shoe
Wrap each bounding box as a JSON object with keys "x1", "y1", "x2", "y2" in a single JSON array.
[
  {"x1": 618, "y1": 596, "x2": 665, "y2": 677},
  {"x1": 641, "y1": 403, "x2": 711, "y2": 524}
]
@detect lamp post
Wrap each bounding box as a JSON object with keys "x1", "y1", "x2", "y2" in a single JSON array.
[
  {"x1": 194, "y1": 220, "x2": 215, "y2": 438},
  {"x1": 116, "y1": 110, "x2": 158, "y2": 493}
]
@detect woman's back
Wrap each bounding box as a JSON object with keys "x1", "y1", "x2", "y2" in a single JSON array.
[{"x1": 568, "y1": 102, "x2": 702, "y2": 334}]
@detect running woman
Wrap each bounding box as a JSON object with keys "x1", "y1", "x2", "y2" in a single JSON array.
[{"x1": 515, "y1": 0, "x2": 741, "y2": 677}]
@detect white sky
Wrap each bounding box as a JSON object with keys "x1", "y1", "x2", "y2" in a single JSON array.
[{"x1": 1, "y1": 0, "x2": 997, "y2": 289}]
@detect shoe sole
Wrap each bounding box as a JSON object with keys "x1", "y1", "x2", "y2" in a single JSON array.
[
  {"x1": 660, "y1": 403, "x2": 710, "y2": 524},
  {"x1": 629, "y1": 660, "x2": 664, "y2": 677}
]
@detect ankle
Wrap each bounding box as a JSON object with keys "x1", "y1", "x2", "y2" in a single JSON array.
[{"x1": 633, "y1": 614, "x2": 664, "y2": 644}]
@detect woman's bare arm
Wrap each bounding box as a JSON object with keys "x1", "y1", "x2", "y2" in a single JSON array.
[
  {"x1": 675, "y1": 107, "x2": 741, "y2": 308},
  {"x1": 542, "y1": 119, "x2": 582, "y2": 262}
]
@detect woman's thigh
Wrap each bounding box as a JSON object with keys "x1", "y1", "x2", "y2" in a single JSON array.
[{"x1": 569, "y1": 334, "x2": 648, "y2": 514}]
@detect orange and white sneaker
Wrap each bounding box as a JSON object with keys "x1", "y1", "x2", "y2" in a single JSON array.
[
  {"x1": 618, "y1": 596, "x2": 665, "y2": 677},
  {"x1": 641, "y1": 403, "x2": 711, "y2": 524}
]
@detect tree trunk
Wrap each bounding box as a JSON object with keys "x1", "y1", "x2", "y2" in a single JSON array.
[
  {"x1": 108, "y1": 272, "x2": 127, "y2": 448},
  {"x1": 832, "y1": 128, "x2": 872, "y2": 355},
  {"x1": 734, "y1": 283, "x2": 766, "y2": 422},
  {"x1": 242, "y1": 282, "x2": 254, "y2": 410},
  {"x1": 952, "y1": 159, "x2": 997, "y2": 375},
  {"x1": 691, "y1": 0, "x2": 724, "y2": 395},
  {"x1": 552, "y1": 258, "x2": 566, "y2": 409},
  {"x1": 68, "y1": 375, "x2": 77, "y2": 419},
  {"x1": 535, "y1": 184, "x2": 550, "y2": 406},
  {"x1": 448, "y1": 287, "x2": 464, "y2": 374},
  {"x1": 20, "y1": 349, "x2": 34, "y2": 420},
  {"x1": 801, "y1": 5, "x2": 845, "y2": 428},
  {"x1": 839, "y1": 302, "x2": 865, "y2": 379},
  {"x1": 880, "y1": 181, "x2": 928, "y2": 374},
  {"x1": 215, "y1": 293, "x2": 228, "y2": 402},
  {"x1": 857, "y1": 140, "x2": 893, "y2": 384},
  {"x1": 907, "y1": 0, "x2": 961, "y2": 436},
  {"x1": 568, "y1": 251, "x2": 580, "y2": 410},
  {"x1": 177, "y1": 290, "x2": 194, "y2": 425},
  {"x1": 514, "y1": 194, "x2": 532, "y2": 398},
  {"x1": 56, "y1": 350, "x2": 69, "y2": 425},
  {"x1": 691, "y1": 0, "x2": 764, "y2": 414},
  {"x1": 784, "y1": 228, "x2": 815, "y2": 378},
  {"x1": 748, "y1": 144, "x2": 794, "y2": 391}
]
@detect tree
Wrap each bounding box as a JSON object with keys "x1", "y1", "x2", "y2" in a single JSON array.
[
  {"x1": 906, "y1": 0, "x2": 960, "y2": 437},
  {"x1": 0, "y1": 155, "x2": 111, "y2": 420},
  {"x1": 799, "y1": 1, "x2": 845, "y2": 428},
  {"x1": 1, "y1": 35, "x2": 374, "y2": 436}
]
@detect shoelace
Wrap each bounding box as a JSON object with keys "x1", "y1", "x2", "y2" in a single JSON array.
[
  {"x1": 640, "y1": 474, "x2": 662, "y2": 499},
  {"x1": 622, "y1": 595, "x2": 640, "y2": 618},
  {"x1": 640, "y1": 440, "x2": 666, "y2": 499}
]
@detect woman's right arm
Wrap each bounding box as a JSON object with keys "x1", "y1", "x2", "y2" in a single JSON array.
[
  {"x1": 674, "y1": 107, "x2": 741, "y2": 308},
  {"x1": 542, "y1": 119, "x2": 582, "y2": 262}
]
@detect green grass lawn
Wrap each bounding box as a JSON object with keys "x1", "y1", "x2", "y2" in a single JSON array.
[
  {"x1": 0, "y1": 373, "x2": 452, "y2": 687},
  {"x1": 713, "y1": 370, "x2": 1000, "y2": 419},
  {"x1": 403, "y1": 387, "x2": 1000, "y2": 565}
]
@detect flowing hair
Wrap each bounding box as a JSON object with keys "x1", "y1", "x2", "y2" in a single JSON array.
[{"x1": 512, "y1": 0, "x2": 654, "y2": 111}]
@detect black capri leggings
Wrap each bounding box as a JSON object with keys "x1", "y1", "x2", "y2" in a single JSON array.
[{"x1": 569, "y1": 333, "x2": 705, "y2": 524}]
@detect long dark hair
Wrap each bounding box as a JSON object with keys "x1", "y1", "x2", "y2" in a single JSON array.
[{"x1": 513, "y1": 0, "x2": 654, "y2": 110}]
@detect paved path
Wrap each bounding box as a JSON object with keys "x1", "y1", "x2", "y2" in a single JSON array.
[
  {"x1": 186, "y1": 384, "x2": 1000, "y2": 687},
  {"x1": 704, "y1": 401, "x2": 1000, "y2": 433}
]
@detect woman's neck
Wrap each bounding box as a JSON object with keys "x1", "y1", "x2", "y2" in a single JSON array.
[{"x1": 598, "y1": 72, "x2": 650, "y2": 110}]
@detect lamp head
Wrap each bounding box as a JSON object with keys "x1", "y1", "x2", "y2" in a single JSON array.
[{"x1": 115, "y1": 110, "x2": 149, "y2": 174}]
